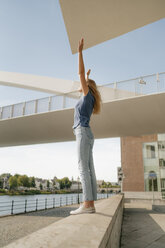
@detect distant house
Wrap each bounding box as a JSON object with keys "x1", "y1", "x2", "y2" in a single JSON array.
[
  {"x1": 2, "y1": 175, "x2": 10, "y2": 189},
  {"x1": 96, "y1": 180, "x2": 104, "y2": 189},
  {"x1": 111, "y1": 182, "x2": 120, "y2": 186},
  {"x1": 51, "y1": 176, "x2": 60, "y2": 190},
  {"x1": 17, "y1": 186, "x2": 29, "y2": 190},
  {"x1": 70, "y1": 181, "x2": 82, "y2": 190},
  {"x1": 35, "y1": 178, "x2": 48, "y2": 190}
]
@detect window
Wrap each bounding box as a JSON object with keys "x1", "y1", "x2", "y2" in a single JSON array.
[
  {"x1": 161, "y1": 179, "x2": 165, "y2": 190},
  {"x1": 148, "y1": 171, "x2": 158, "y2": 191},
  {"x1": 158, "y1": 141, "x2": 165, "y2": 150},
  {"x1": 146, "y1": 145, "x2": 156, "y2": 158},
  {"x1": 159, "y1": 159, "x2": 165, "y2": 167}
]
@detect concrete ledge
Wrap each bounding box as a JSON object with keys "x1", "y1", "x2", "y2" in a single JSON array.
[{"x1": 4, "y1": 194, "x2": 124, "y2": 248}]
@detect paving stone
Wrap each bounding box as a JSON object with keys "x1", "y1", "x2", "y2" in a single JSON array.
[
  {"x1": 120, "y1": 204, "x2": 165, "y2": 248},
  {"x1": 0, "y1": 204, "x2": 79, "y2": 247}
]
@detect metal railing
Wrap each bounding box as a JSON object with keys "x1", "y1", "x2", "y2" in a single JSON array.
[
  {"x1": 0, "y1": 72, "x2": 164, "y2": 121},
  {"x1": 0, "y1": 193, "x2": 116, "y2": 217}
]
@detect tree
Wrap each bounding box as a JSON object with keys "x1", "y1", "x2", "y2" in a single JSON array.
[
  {"x1": 58, "y1": 179, "x2": 64, "y2": 189},
  {"x1": 0, "y1": 173, "x2": 12, "y2": 178},
  {"x1": 0, "y1": 179, "x2": 3, "y2": 189},
  {"x1": 39, "y1": 183, "x2": 43, "y2": 190},
  {"x1": 29, "y1": 177, "x2": 36, "y2": 187},
  {"x1": 107, "y1": 182, "x2": 112, "y2": 187},
  {"x1": 58, "y1": 177, "x2": 72, "y2": 189},
  {"x1": 47, "y1": 180, "x2": 50, "y2": 189},
  {"x1": 14, "y1": 174, "x2": 21, "y2": 178},
  {"x1": 9, "y1": 176, "x2": 18, "y2": 189},
  {"x1": 18, "y1": 175, "x2": 30, "y2": 187}
]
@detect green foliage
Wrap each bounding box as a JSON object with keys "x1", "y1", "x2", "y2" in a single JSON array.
[
  {"x1": 100, "y1": 181, "x2": 112, "y2": 188},
  {"x1": 39, "y1": 183, "x2": 43, "y2": 190},
  {"x1": 17, "y1": 175, "x2": 30, "y2": 187},
  {"x1": 0, "y1": 189, "x2": 6, "y2": 193},
  {"x1": 9, "y1": 176, "x2": 18, "y2": 189},
  {"x1": 58, "y1": 177, "x2": 72, "y2": 189},
  {"x1": 29, "y1": 177, "x2": 36, "y2": 187},
  {"x1": 0, "y1": 173, "x2": 12, "y2": 178},
  {"x1": 47, "y1": 180, "x2": 50, "y2": 189},
  {"x1": 0, "y1": 179, "x2": 3, "y2": 189}
]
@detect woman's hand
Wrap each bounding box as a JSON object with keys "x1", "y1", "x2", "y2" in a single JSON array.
[
  {"x1": 86, "y1": 69, "x2": 91, "y2": 80},
  {"x1": 78, "y1": 38, "x2": 84, "y2": 53}
]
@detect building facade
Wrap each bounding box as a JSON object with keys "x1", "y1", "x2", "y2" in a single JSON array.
[{"x1": 121, "y1": 133, "x2": 165, "y2": 196}]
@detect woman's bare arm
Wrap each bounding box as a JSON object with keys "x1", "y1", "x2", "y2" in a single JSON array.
[{"x1": 78, "y1": 38, "x2": 89, "y2": 96}]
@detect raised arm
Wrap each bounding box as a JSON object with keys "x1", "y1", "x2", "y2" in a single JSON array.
[{"x1": 78, "y1": 38, "x2": 89, "y2": 96}]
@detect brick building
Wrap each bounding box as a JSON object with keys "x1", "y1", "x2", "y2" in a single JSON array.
[{"x1": 121, "y1": 133, "x2": 165, "y2": 195}]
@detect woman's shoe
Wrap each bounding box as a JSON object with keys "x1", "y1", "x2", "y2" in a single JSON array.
[
  {"x1": 91, "y1": 206, "x2": 96, "y2": 213},
  {"x1": 70, "y1": 204, "x2": 95, "y2": 215}
]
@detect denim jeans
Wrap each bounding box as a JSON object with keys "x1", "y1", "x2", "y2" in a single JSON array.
[{"x1": 73, "y1": 125, "x2": 97, "y2": 201}]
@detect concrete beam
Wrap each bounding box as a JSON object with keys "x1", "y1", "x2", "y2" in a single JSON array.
[
  {"x1": 59, "y1": 0, "x2": 165, "y2": 54},
  {"x1": 0, "y1": 71, "x2": 79, "y2": 95},
  {"x1": 0, "y1": 92, "x2": 165, "y2": 147}
]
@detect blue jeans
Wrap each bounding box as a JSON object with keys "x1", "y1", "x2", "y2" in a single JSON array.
[{"x1": 73, "y1": 125, "x2": 97, "y2": 201}]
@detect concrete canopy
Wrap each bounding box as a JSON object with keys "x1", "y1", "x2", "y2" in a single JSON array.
[
  {"x1": 0, "y1": 92, "x2": 165, "y2": 147},
  {"x1": 59, "y1": 0, "x2": 165, "y2": 54},
  {"x1": 0, "y1": 71, "x2": 80, "y2": 95}
]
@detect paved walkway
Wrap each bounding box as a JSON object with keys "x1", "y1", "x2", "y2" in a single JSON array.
[
  {"x1": 0, "y1": 203, "x2": 79, "y2": 247},
  {"x1": 0, "y1": 199, "x2": 106, "y2": 247},
  {"x1": 120, "y1": 203, "x2": 165, "y2": 248}
]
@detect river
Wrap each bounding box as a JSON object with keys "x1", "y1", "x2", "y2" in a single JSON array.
[{"x1": 0, "y1": 193, "x2": 111, "y2": 216}]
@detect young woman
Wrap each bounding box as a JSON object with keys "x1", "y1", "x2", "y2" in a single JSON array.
[{"x1": 70, "y1": 38, "x2": 102, "y2": 215}]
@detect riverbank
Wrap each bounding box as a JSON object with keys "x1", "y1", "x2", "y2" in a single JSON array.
[{"x1": 0, "y1": 189, "x2": 82, "y2": 196}]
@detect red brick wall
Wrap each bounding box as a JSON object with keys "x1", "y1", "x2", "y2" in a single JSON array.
[{"x1": 121, "y1": 134, "x2": 157, "y2": 191}]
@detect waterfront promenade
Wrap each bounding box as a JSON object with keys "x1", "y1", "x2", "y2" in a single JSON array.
[
  {"x1": 0, "y1": 203, "x2": 80, "y2": 247},
  {"x1": 120, "y1": 202, "x2": 165, "y2": 248},
  {"x1": 1, "y1": 196, "x2": 165, "y2": 248},
  {"x1": 0, "y1": 196, "x2": 123, "y2": 248}
]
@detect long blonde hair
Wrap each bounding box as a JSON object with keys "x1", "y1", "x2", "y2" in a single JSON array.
[{"x1": 87, "y1": 79, "x2": 102, "y2": 114}]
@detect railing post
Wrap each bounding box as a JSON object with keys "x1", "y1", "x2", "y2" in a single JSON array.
[
  {"x1": 156, "y1": 72, "x2": 160, "y2": 92},
  {"x1": 0, "y1": 107, "x2": 2, "y2": 119},
  {"x1": 53, "y1": 198, "x2": 55, "y2": 208},
  {"x1": 11, "y1": 105, "x2": 14, "y2": 118},
  {"x1": 11, "y1": 200, "x2": 14, "y2": 215},
  {"x1": 45, "y1": 198, "x2": 47, "y2": 210},
  {"x1": 66, "y1": 196, "x2": 67, "y2": 205},
  {"x1": 72, "y1": 195, "x2": 73, "y2": 205},
  {"x1": 60, "y1": 197, "x2": 62, "y2": 206},
  {"x1": 48, "y1": 97, "x2": 51, "y2": 111},
  {"x1": 63, "y1": 95, "x2": 66, "y2": 108},
  {"x1": 36, "y1": 199, "x2": 38, "y2": 211},
  {"x1": 35, "y1": 100, "x2": 38, "y2": 113},
  {"x1": 134, "y1": 80, "x2": 137, "y2": 95},
  {"x1": 22, "y1": 102, "x2": 26, "y2": 116},
  {"x1": 114, "y1": 82, "x2": 117, "y2": 90},
  {"x1": 24, "y1": 199, "x2": 27, "y2": 213}
]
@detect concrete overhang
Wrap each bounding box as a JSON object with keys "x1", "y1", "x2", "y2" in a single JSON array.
[
  {"x1": 0, "y1": 92, "x2": 165, "y2": 147},
  {"x1": 0, "y1": 71, "x2": 80, "y2": 96},
  {"x1": 59, "y1": 0, "x2": 165, "y2": 54}
]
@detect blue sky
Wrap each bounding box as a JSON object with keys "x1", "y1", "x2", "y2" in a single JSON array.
[{"x1": 0, "y1": 0, "x2": 164, "y2": 182}]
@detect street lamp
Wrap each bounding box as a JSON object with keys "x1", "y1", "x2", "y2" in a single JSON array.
[
  {"x1": 77, "y1": 176, "x2": 80, "y2": 204},
  {"x1": 148, "y1": 172, "x2": 157, "y2": 205}
]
